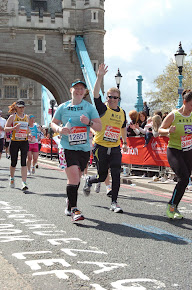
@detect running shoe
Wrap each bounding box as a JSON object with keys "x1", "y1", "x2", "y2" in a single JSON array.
[
  {"x1": 22, "y1": 182, "x2": 28, "y2": 191},
  {"x1": 31, "y1": 166, "x2": 35, "y2": 174},
  {"x1": 166, "y1": 204, "x2": 183, "y2": 219},
  {"x1": 94, "y1": 182, "x2": 101, "y2": 193},
  {"x1": 166, "y1": 204, "x2": 175, "y2": 219},
  {"x1": 27, "y1": 170, "x2": 31, "y2": 176},
  {"x1": 65, "y1": 198, "x2": 71, "y2": 216},
  {"x1": 106, "y1": 186, "x2": 112, "y2": 197},
  {"x1": 71, "y1": 208, "x2": 84, "y2": 222},
  {"x1": 174, "y1": 208, "x2": 184, "y2": 219},
  {"x1": 9, "y1": 177, "x2": 15, "y2": 188},
  {"x1": 110, "y1": 202, "x2": 123, "y2": 213},
  {"x1": 83, "y1": 176, "x2": 92, "y2": 196}
]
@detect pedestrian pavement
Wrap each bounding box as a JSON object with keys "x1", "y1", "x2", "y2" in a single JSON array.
[{"x1": 38, "y1": 156, "x2": 192, "y2": 199}]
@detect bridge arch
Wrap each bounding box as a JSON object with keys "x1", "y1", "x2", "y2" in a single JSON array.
[{"x1": 0, "y1": 52, "x2": 69, "y2": 105}]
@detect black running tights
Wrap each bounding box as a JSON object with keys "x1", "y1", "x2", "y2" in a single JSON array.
[{"x1": 167, "y1": 147, "x2": 192, "y2": 206}]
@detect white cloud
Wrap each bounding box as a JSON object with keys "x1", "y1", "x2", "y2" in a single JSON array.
[
  {"x1": 104, "y1": 28, "x2": 141, "y2": 61},
  {"x1": 103, "y1": 0, "x2": 192, "y2": 116}
]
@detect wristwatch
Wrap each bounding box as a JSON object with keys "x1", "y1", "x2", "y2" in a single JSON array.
[{"x1": 88, "y1": 120, "x2": 94, "y2": 127}]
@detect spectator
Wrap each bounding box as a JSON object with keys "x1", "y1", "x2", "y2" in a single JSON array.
[
  {"x1": 154, "y1": 110, "x2": 163, "y2": 119},
  {"x1": 143, "y1": 101, "x2": 150, "y2": 116},
  {"x1": 143, "y1": 117, "x2": 153, "y2": 146},
  {"x1": 152, "y1": 114, "x2": 162, "y2": 137},
  {"x1": 137, "y1": 111, "x2": 147, "y2": 131},
  {"x1": 127, "y1": 110, "x2": 139, "y2": 137},
  {"x1": 162, "y1": 111, "x2": 169, "y2": 121}
]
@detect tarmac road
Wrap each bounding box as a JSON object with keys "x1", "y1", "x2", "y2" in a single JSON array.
[{"x1": 0, "y1": 154, "x2": 191, "y2": 290}]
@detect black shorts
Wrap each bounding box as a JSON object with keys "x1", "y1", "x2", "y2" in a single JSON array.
[
  {"x1": 0, "y1": 138, "x2": 4, "y2": 153},
  {"x1": 4, "y1": 140, "x2": 10, "y2": 148},
  {"x1": 64, "y1": 149, "x2": 90, "y2": 172}
]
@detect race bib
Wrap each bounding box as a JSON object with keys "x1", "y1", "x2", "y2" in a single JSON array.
[
  {"x1": 181, "y1": 135, "x2": 192, "y2": 151},
  {"x1": 15, "y1": 130, "x2": 27, "y2": 140},
  {"x1": 68, "y1": 126, "x2": 87, "y2": 145},
  {"x1": 103, "y1": 125, "x2": 120, "y2": 142}
]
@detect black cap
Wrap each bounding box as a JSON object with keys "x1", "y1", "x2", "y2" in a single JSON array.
[{"x1": 16, "y1": 99, "x2": 25, "y2": 107}]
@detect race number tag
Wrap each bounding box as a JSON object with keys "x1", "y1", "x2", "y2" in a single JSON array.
[
  {"x1": 103, "y1": 125, "x2": 120, "y2": 142},
  {"x1": 68, "y1": 127, "x2": 87, "y2": 145},
  {"x1": 15, "y1": 130, "x2": 27, "y2": 140},
  {"x1": 181, "y1": 135, "x2": 192, "y2": 151},
  {"x1": 14, "y1": 121, "x2": 28, "y2": 141}
]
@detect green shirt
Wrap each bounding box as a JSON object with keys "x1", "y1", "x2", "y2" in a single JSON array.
[{"x1": 168, "y1": 110, "x2": 192, "y2": 150}]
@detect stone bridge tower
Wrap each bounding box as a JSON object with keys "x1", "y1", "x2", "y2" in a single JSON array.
[{"x1": 0, "y1": 0, "x2": 105, "y2": 117}]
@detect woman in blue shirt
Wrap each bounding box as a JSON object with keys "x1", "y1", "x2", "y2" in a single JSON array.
[{"x1": 51, "y1": 80, "x2": 101, "y2": 222}]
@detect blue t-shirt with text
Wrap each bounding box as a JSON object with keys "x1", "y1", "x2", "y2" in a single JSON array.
[{"x1": 54, "y1": 99, "x2": 99, "y2": 151}]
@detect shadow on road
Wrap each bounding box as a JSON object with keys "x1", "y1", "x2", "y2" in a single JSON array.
[
  {"x1": 75, "y1": 216, "x2": 190, "y2": 245},
  {"x1": 119, "y1": 194, "x2": 168, "y2": 204}
]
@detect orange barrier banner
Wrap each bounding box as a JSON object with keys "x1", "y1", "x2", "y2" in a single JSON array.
[
  {"x1": 121, "y1": 136, "x2": 170, "y2": 167},
  {"x1": 40, "y1": 138, "x2": 58, "y2": 154}
]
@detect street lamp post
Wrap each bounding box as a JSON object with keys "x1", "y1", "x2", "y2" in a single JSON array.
[
  {"x1": 115, "y1": 68, "x2": 122, "y2": 89},
  {"x1": 115, "y1": 69, "x2": 122, "y2": 106},
  {"x1": 50, "y1": 99, "x2": 56, "y2": 160},
  {"x1": 174, "y1": 42, "x2": 187, "y2": 108}
]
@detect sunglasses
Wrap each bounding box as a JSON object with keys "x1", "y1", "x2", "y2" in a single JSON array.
[{"x1": 108, "y1": 95, "x2": 119, "y2": 100}]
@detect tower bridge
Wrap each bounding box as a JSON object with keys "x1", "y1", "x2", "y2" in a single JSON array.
[{"x1": 0, "y1": 0, "x2": 105, "y2": 123}]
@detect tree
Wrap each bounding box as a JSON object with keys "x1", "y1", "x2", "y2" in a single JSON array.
[{"x1": 145, "y1": 53, "x2": 192, "y2": 113}]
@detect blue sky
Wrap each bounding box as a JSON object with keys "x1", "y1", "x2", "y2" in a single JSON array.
[{"x1": 104, "y1": 0, "x2": 192, "y2": 116}]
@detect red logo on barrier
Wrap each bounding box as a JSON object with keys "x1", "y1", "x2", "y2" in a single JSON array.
[{"x1": 121, "y1": 137, "x2": 169, "y2": 167}]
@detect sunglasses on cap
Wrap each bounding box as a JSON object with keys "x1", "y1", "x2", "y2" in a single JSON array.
[{"x1": 108, "y1": 95, "x2": 120, "y2": 100}]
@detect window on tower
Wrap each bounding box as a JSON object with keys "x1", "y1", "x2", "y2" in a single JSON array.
[
  {"x1": 91, "y1": 10, "x2": 98, "y2": 22},
  {"x1": 34, "y1": 35, "x2": 46, "y2": 53},
  {"x1": 31, "y1": 0, "x2": 48, "y2": 12}
]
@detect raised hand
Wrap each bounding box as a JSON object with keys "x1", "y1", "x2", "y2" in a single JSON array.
[{"x1": 97, "y1": 63, "x2": 108, "y2": 77}]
